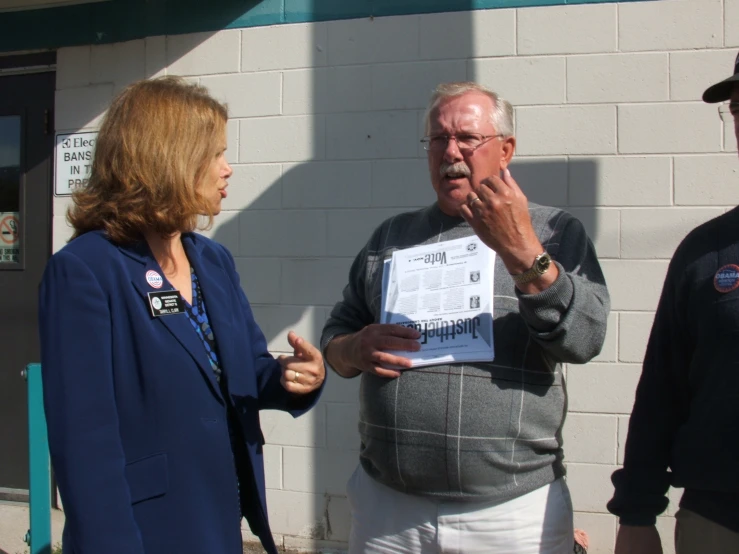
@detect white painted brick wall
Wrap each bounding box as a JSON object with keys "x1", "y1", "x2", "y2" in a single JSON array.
[
  {"x1": 562, "y1": 414, "x2": 618, "y2": 464},
  {"x1": 670, "y1": 50, "x2": 738, "y2": 101},
  {"x1": 674, "y1": 154, "x2": 739, "y2": 205},
  {"x1": 566, "y1": 53, "x2": 669, "y2": 103},
  {"x1": 260, "y1": 405, "x2": 326, "y2": 448},
  {"x1": 226, "y1": 119, "x2": 239, "y2": 164},
  {"x1": 166, "y1": 30, "x2": 241, "y2": 76},
  {"x1": 728, "y1": 0, "x2": 739, "y2": 47},
  {"x1": 240, "y1": 116, "x2": 325, "y2": 162},
  {"x1": 517, "y1": 3, "x2": 618, "y2": 55},
  {"x1": 326, "y1": 208, "x2": 407, "y2": 256},
  {"x1": 656, "y1": 517, "x2": 678, "y2": 554},
  {"x1": 617, "y1": 416, "x2": 629, "y2": 465},
  {"x1": 725, "y1": 110, "x2": 738, "y2": 152},
  {"x1": 619, "y1": 312, "x2": 655, "y2": 363},
  {"x1": 55, "y1": 84, "x2": 114, "y2": 131},
  {"x1": 591, "y1": 312, "x2": 619, "y2": 363},
  {"x1": 370, "y1": 159, "x2": 437, "y2": 207},
  {"x1": 602, "y1": 260, "x2": 670, "y2": 311},
  {"x1": 574, "y1": 512, "x2": 616, "y2": 554},
  {"x1": 282, "y1": 161, "x2": 372, "y2": 208},
  {"x1": 569, "y1": 156, "x2": 672, "y2": 207},
  {"x1": 283, "y1": 66, "x2": 373, "y2": 115},
  {"x1": 620, "y1": 207, "x2": 724, "y2": 258},
  {"x1": 569, "y1": 207, "x2": 620, "y2": 258},
  {"x1": 326, "y1": 15, "x2": 420, "y2": 65},
  {"x1": 510, "y1": 157, "x2": 569, "y2": 208},
  {"x1": 200, "y1": 72, "x2": 282, "y2": 118},
  {"x1": 250, "y1": 305, "x2": 327, "y2": 351},
  {"x1": 567, "y1": 463, "x2": 618, "y2": 513},
  {"x1": 281, "y1": 258, "x2": 353, "y2": 306},
  {"x1": 199, "y1": 210, "x2": 240, "y2": 253},
  {"x1": 224, "y1": 164, "x2": 282, "y2": 210},
  {"x1": 325, "y1": 111, "x2": 418, "y2": 159},
  {"x1": 476, "y1": 56, "x2": 566, "y2": 105},
  {"x1": 239, "y1": 210, "x2": 328, "y2": 257},
  {"x1": 90, "y1": 40, "x2": 146, "y2": 93},
  {"x1": 282, "y1": 446, "x2": 357, "y2": 495},
  {"x1": 618, "y1": 0, "x2": 723, "y2": 52},
  {"x1": 618, "y1": 103, "x2": 720, "y2": 154},
  {"x1": 516, "y1": 105, "x2": 617, "y2": 155},
  {"x1": 371, "y1": 61, "x2": 467, "y2": 110},
  {"x1": 234, "y1": 257, "x2": 282, "y2": 304},
  {"x1": 51, "y1": 215, "x2": 73, "y2": 254},
  {"x1": 419, "y1": 9, "x2": 516, "y2": 60},
  {"x1": 263, "y1": 445, "x2": 282, "y2": 490},
  {"x1": 242, "y1": 23, "x2": 327, "y2": 72},
  {"x1": 50, "y1": 1, "x2": 737, "y2": 552},
  {"x1": 567, "y1": 364, "x2": 642, "y2": 414}
]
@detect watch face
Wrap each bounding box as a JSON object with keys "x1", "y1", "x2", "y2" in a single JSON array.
[{"x1": 535, "y1": 253, "x2": 551, "y2": 273}]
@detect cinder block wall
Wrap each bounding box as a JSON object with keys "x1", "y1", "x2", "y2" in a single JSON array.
[{"x1": 50, "y1": 0, "x2": 739, "y2": 552}]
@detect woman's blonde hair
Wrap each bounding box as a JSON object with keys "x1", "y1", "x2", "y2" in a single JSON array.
[{"x1": 68, "y1": 76, "x2": 228, "y2": 243}]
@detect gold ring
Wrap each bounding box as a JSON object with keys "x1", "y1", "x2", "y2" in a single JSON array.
[
  {"x1": 293, "y1": 371, "x2": 300, "y2": 383},
  {"x1": 469, "y1": 196, "x2": 481, "y2": 205}
]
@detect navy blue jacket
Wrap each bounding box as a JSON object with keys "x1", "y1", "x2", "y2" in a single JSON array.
[{"x1": 39, "y1": 230, "x2": 321, "y2": 554}]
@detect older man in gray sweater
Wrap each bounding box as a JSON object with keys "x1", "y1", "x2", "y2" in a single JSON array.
[{"x1": 321, "y1": 82, "x2": 610, "y2": 554}]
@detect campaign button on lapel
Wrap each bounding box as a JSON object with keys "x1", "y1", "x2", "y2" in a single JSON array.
[
  {"x1": 714, "y1": 264, "x2": 739, "y2": 293},
  {"x1": 146, "y1": 270, "x2": 163, "y2": 289}
]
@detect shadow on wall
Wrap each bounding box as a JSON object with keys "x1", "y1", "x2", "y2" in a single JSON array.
[{"x1": 207, "y1": 4, "x2": 604, "y2": 547}]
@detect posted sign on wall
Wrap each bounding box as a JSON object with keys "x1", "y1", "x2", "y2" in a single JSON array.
[
  {"x1": 0, "y1": 212, "x2": 20, "y2": 263},
  {"x1": 54, "y1": 132, "x2": 97, "y2": 196}
]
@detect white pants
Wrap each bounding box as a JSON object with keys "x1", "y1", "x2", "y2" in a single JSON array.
[{"x1": 346, "y1": 465, "x2": 574, "y2": 554}]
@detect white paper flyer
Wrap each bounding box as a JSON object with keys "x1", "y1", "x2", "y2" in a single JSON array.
[{"x1": 381, "y1": 235, "x2": 495, "y2": 368}]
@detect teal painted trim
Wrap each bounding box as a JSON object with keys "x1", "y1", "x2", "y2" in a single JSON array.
[
  {"x1": 24, "y1": 363, "x2": 51, "y2": 554},
  {"x1": 0, "y1": 0, "x2": 651, "y2": 53},
  {"x1": 282, "y1": 0, "x2": 646, "y2": 23}
]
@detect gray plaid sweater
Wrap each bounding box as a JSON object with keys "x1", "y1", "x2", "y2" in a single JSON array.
[{"x1": 321, "y1": 202, "x2": 610, "y2": 503}]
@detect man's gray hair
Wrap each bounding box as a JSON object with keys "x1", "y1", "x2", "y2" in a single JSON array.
[{"x1": 423, "y1": 82, "x2": 514, "y2": 137}]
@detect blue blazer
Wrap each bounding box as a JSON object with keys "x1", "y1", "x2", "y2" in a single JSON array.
[{"x1": 39, "y1": 230, "x2": 321, "y2": 554}]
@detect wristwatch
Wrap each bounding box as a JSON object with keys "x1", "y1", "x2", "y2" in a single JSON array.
[{"x1": 511, "y1": 252, "x2": 552, "y2": 285}]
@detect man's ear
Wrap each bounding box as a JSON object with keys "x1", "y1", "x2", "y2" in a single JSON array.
[{"x1": 499, "y1": 136, "x2": 516, "y2": 170}]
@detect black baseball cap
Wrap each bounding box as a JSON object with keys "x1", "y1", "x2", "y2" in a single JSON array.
[{"x1": 703, "y1": 52, "x2": 739, "y2": 103}]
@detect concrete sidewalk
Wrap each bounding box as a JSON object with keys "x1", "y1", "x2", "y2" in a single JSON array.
[
  {"x1": 0, "y1": 504, "x2": 342, "y2": 553},
  {"x1": 0, "y1": 504, "x2": 346, "y2": 553},
  {"x1": 0, "y1": 502, "x2": 64, "y2": 554}
]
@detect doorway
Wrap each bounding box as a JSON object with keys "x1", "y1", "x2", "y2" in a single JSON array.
[{"x1": 0, "y1": 57, "x2": 55, "y2": 498}]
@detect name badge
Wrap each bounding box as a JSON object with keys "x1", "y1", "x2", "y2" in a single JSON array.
[{"x1": 148, "y1": 290, "x2": 185, "y2": 317}]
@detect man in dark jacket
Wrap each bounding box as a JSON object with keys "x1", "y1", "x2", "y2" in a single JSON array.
[{"x1": 608, "y1": 53, "x2": 739, "y2": 554}]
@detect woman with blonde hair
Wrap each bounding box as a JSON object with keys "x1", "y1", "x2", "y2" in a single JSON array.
[{"x1": 39, "y1": 76, "x2": 325, "y2": 554}]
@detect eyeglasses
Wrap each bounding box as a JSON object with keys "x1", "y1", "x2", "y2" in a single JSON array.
[{"x1": 420, "y1": 133, "x2": 503, "y2": 152}]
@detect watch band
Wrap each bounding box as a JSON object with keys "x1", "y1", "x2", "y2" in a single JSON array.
[{"x1": 511, "y1": 252, "x2": 551, "y2": 285}]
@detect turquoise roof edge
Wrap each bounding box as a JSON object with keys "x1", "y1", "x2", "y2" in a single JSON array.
[{"x1": 0, "y1": 0, "x2": 649, "y2": 54}]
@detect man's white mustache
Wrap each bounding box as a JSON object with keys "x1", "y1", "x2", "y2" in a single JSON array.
[{"x1": 440, "y1": 162, "x2": 471, "y2": 178}]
